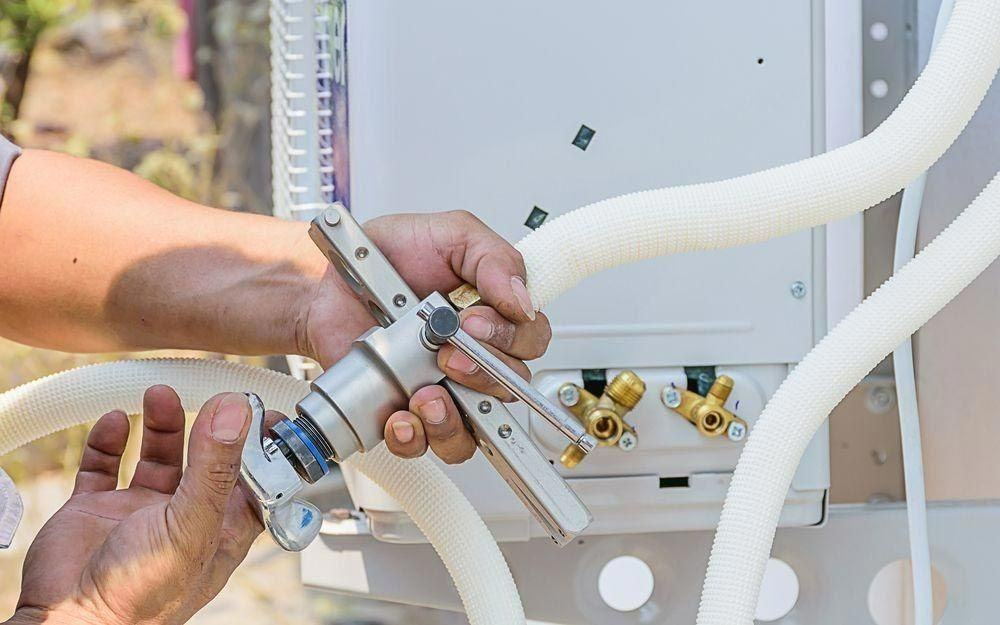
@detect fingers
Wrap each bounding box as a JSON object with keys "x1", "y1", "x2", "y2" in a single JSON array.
[
  {"x1": 437, "y1": 341, "x2": 532, "y2": 402},
  {"x1": 384, "y1": 411, "x2": 427, "y2": 459},
  {"x1": 73, "y1": 411, "x2": 130, "y2": 495},
  {"x1": 130, "y1": 385, "x2": 185, "y2": 494},
  {"x1": 410, "y1": 386, "x2": 477, "y2": 464},
  {"x1": 441, "y1": 210, "x2": 536, "y2": 323},
  {"x1": 166, "y1": 393, "x2": 251, "y2": 559},
  {"x1": 385, "y1": 387, "x2": 477, "y2": 464},
  {"x1": 264, "y1": 410, "x2": 286, "y2": 430},
  {"x1": 213, "y1": 481, "x2": 266, "y2": 574},
  {"x1": 460, "y1": 306, "x2": 551, "y2": 360},
  {"x1": 212, "y1": 413, "x2": 288, "y2": 582}
]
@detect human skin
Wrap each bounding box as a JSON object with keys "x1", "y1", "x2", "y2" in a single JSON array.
[
  {"x1": 0, "y1": 149, "x2": 552, "y2": 460},
  {"x1": 0, "y1": 150, "x2": 554, "y2": 623},
  {"x1": 7, "y1": 388, "x2": 268, "y2": 625}
]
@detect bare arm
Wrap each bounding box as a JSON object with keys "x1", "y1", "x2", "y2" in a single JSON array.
[
  {"x1": 0, "y1": 149, "x2": 325, "y2": 356},
  {"x1": 0, "y1": 148, "x2": 553, "y2": 464}
]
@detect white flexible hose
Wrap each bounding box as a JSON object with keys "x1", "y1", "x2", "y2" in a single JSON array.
[
  {"x1": 697, "y1": 170, "x2": 1000, "y2": 624},
  {"x1": 0, "y1": 358, "x2": 524, "y2": 625},
  {"x1": 517, "y1": 0, "x2": 1000, "y2": 311},
  {"x1": 893, "y1": 1, "x2": 955, "y2": 622},
  {"x1": 1, "y1": 2, "x2": 998, "y2": 625}
]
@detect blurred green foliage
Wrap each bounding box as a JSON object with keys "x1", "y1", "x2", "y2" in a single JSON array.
[
  {"x1": 1, "y1": 0, "x2": 88, "y2": 127},
  {"x1": 0, "y1": 0, "x2": 86, "y2": 53},
  {"x1": 134, "y1": 147, "x2": 198, "y2": 200}
]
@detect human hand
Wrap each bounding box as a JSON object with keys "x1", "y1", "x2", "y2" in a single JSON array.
[
  {"x1": 8, "y1": 387, "x2": 262, "y2": 625},
  {"x1": 298, "y1": 210, "x2": 552, "y2": 464}
]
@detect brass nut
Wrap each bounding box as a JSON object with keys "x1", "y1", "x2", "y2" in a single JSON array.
[
  {"x1": 448, "y1": 283, "x2": 482, "y2": 310},
  {"x1": 700, "y1": 411, "x2": 726, "y2": 435},
  {"x1": 605, "y1": 370, "x2": 646, "y2": 410},
  {"x1": 560, "y1": 444, "x2": 586, "y2": 469},
  {"x1": 589, "y1": 409, "x2": 622, "y2": 443},
  {"x1": 558, "y1": 371, "x2": 647, "y2": 468}
]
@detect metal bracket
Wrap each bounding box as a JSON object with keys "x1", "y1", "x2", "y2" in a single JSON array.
[
  {"x1": 309, "y1": 204, "x2": 416, "y2": 327},
  {"x1": 238, "y1": 394, "x2": 322, "y2": 552},
  {"x1": 446, "y1": 382, "x2": 592, "y2": 543},
  {"x1": 300, "y1": 202, "x2": 595, "y2": 544},
  {"x1": 0, "y1": 467, "x2": 22, "y2": 549}
]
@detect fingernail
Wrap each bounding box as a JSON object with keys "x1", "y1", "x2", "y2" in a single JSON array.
[
  {"x1": 510, "y1": 276, "x2": 536, "y2": 321},
  {"x1": 463, "y1": 315, "x2": 493, "y2": 341},
  {"x1": 447, "y1": 351, "x2": 479, "y2": 375},
  {"x1": 212, "y1": 393, "x2": 249, "y2": 443},
  {"x1": 421, "y1": 399, "x2": 447, "y2": 424},
  {"x1": 391, "y1": 421, "x2": 414, "y2": 444}
]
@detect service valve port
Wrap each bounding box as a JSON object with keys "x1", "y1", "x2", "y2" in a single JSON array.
[
  {"x1": 558, "y1": 371, "x2": 646, "y2": 468},
  {"x1": 660, "y1": 374, "x2": 748, "y2": 442}
]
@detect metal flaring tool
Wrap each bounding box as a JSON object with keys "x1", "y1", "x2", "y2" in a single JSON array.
[{"x1": 239, "y1": 203, "x2": 594, "y2": 551}]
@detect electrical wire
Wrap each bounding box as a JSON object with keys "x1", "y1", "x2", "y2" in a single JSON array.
[{"x1": 892, "y1": 1, "x2": 955, "y2": 623}]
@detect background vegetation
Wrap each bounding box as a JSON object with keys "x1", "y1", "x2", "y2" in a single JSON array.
[{"x1": 0, "y1": 3, "x2": 455, "y2": 623}]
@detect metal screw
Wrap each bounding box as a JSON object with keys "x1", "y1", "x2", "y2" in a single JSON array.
[
  {"x1": 478, "y1": 400, "x2": 492, "y2": 414},
  {"x1": 392, "y1": 294, "x2": 407, "y2": 308},
  {"x1": 790, "y1": 281, "x2": 807, "y2": 299},
  {"x1": 323, "y1": 209, "x2": 341, "y2": 226},
  {"x1": 661, "y1": 387, "x2": 682, "y2": 409},
  {"x1": 618, "y1": 431, "x2": 637, "y2": 451},
  {"x1": 355, "y1": 247, "x2": 369, "y2": 260},
  {"x1": 727, "y1": 421, "x2": 747, "y2": 442},
  {"x1": 867, "y1": 386, "x2": 895, "y2": 414},
  {"x1": 558, "y1": 384, "x2": 580, "y2": 407},
  {"x1": 498, "y1": 424, "x2": 512, "y2": 438}
]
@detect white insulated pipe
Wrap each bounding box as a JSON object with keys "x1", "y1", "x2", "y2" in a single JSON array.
[
  {"x1": 697, "y1": 170, "x2": 1000, "y2": 624},
  {"x1": 0, "y1": 359, "x2": 524, "y2": 625},
  {"x1": 517, "y1": 0, "x2": 1000, "y2": 310}
]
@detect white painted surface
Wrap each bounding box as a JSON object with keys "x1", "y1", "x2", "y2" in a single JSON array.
[
  {"x1": 340, "y1": 0, "x2": 831, "y2": 541},
  {"x1": 597, "y1": 556, "x2": 655, "y2": 613},
  {"x1": 755, "y1": 558, "x2": 800, "y2": 622}
]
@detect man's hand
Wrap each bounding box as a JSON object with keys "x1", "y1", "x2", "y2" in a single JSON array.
[
  {"x1": 9, "y1": 387, "x2": 262, "y2": 625},
  {"x1": 298, "y1": 210, "x2": 552, "y2": 464}
]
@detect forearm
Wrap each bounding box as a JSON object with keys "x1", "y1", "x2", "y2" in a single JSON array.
[{"x1": 0, "y1": 149, "x2": 328, "y2": 356}]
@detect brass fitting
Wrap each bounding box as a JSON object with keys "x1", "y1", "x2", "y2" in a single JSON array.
[
  {"x1": 558, "y1": 371, "x2": 646, "y2": 468},
  {"x1": 447, "y1": 283, "x2": 482, "y2": 310},
  {"x1": 660, "y1": 374, "x2": 748, "y2": 442}
]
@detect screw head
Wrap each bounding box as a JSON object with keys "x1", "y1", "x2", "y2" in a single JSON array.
[
  {"x1": 498, "y1": 424, "x2": 512, "y2": 438},
  {"x1": 478, "y1": 400, "x2": 492, "y2": 414},
  {"x1": 618, "y1": 431, "x2": 638, "y2": 451},
  {"x1": 727, "y1": 421, "x2": 747, "y2": 442},
  {"x1": 867, "y1": 386, "x2": 895, "y2": 414},
  {"x1": 790, "y1": 281, "x2": 807, "y2": 299},
  {"x1": 355, "y1": 247, "x2": 369, "y2": 260},
  {"x1": 558, "y1": 384, "x2": 580, "y2": 407},
  {"x1": 661, "y1": 387, "x2": 682, "y2": 409},
  {"x1": 392, "y1": 294, "x2": 407, "y2": 308},
  {"x1": 323, "y1": 209, "x2": 341, "y2": 226}
]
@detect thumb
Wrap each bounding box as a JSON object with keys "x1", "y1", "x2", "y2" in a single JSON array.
[{"x1": 167, "y1": 393, "x2": 251, "y2": 557}]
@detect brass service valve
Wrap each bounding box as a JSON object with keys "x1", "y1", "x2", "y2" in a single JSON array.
[
  {"x1": 557, "y1": 371, "x2": 646, "y2": 468},
  {"x1": 660, "y1": 375, "x2": 747, "y2": 442}
]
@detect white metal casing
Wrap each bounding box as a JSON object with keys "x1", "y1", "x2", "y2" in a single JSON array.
[{"x1": 316, "y1": 0, "x2": 834, "y2": 544}]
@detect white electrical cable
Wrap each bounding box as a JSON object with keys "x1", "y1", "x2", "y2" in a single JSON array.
[
  {"x1": 893, "y1": 1, "x2": 955, "y2": 623},
  {"x1": 0, "y1": 359, "x2": 524, "y2": 625},
  {"x1": 697, "y1": 170, "x2": 1000, "y2": 625},
  {"x1": 517, "y1": 0, "x2": 1000, "y2": 311}
]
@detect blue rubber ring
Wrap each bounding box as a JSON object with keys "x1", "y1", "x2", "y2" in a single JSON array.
[{"x1": 285, "y1": 419, "x2": 330, "y2": 477}]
